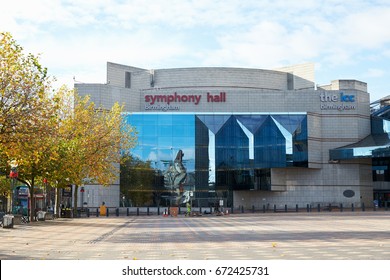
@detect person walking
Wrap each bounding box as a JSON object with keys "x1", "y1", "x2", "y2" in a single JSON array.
[{"x1": 186, "y1": 202, "x2": 191, "y2": 217}]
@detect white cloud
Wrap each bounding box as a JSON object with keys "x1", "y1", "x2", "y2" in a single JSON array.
[
  {"x1": 365, "y1": 68, "x2": 385, "y2": 78},
  {"x1": 2, "y1": 0, "x2": 390, "y2": 99},
  {"x1": 337, "y1": 7, "x2": 390, "y2": 49}
]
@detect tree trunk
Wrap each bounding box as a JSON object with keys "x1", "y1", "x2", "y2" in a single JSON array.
[
  {"x1": 30, "y1": 175, "x2": 35, "y2": 222},
  {"x1": 55, "y1": 187, "x2": 60, "y2": 218},
  {"x1": 73, "y1": 184, "x2": 78, "y2": 217}
]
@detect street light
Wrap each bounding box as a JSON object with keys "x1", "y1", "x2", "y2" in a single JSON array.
[{"x1": 9, "y1": 160, "x2": 18, "y2": 213}]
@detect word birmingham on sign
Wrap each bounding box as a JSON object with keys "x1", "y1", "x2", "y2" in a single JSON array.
[{"x1": 144, "y1": 92, "x2": 226, "y2": 105}]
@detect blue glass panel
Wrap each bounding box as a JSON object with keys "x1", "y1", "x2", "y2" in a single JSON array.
[
  {"x1": 126, "y1": 113, "x2": 143, "y2": 124},
  {"x1": 142, "y1": 136, "x2": 156, "y2": 147},
  {"x1": 157, "y1": 136, "x2": 173, "y2": 149},
  {"x1": 384, "y1": 120, "x2": 390, "y2": 134},
  {"x1": 158, "y1": 125, "x2": 173, "y2": 135},
  {"x1": 142, "y1": 114, "x2": 158, "y2": 125},
  {"x1": 215, "y1": 116, "x2": 252, "y2": 190},
  {"x1": 235, "y1": 115, "x2": 268, "y2": 133},
  {"x1": 175, "y1": 125, "x2": 194, "y2": 137},
  {"x1": 158, "y1": 114, "x2": 173, "y2": 125},
  {"x1": 173, "y1": 114, "x2": 194, "y2": 126},
  {"x1": 131, "y1": 147, "x2": 143, "y2": 160},
  {"x1": 292, "y1": 115, "x2": 308, "y2": 166},
  {"x1": 143, "y1": 125, "x2": 158, "y2": 136},
  {"x1": 272, "y1": 115, "x2": 306, "y2": 134},
  {"x1": 197, "y1": 115, "x2": 231, "y2": 134},
  {"x1": 254, "y1": 116, "x2": 286, "y2": 168},
  {"x1": 371, "y1": 116, "x2": 385, "y2": 134}
]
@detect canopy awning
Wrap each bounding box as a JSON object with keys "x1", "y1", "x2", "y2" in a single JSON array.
[{"x1": 329, "y1": 133, "x2": 390, "y2": 160}]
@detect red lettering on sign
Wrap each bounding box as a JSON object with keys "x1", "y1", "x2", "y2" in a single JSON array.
[
  {"x1": 144, "y1": 92, "x2": 226, "y2": 105},
  {"x1": 207, "y1": 92, "x2": 226, "y2": 102}
]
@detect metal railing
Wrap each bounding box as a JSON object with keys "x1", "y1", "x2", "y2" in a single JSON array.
[{"x1": 70, "y1": 202, "x2": 389, "y2": 218}]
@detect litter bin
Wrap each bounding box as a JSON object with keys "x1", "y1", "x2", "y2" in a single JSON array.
[
  {"x1": 2, "y1": 215, "x2": 14, "y2": 228},
  {"x1": 37, "y1": 211, "x2": 46, "y2": 221},
  {"x1": 170, "y1": 207, "x2": 179, "y2": 217}
]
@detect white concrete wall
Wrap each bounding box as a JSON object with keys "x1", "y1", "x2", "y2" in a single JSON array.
[{"x1": 76, "y1": 184, "x2": 120, "y2": 208}]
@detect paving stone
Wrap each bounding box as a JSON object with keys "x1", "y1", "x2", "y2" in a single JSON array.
[{"x1": 0, "y1": 212, "x2": 389, "y2": 260}]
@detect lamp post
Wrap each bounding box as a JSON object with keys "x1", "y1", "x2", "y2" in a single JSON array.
[{"x1": 9, "y1": 160, "x2": 18, "y2": 213}]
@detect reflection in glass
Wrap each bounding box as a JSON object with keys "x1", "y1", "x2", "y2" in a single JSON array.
[{"x1": 122, "y1": 113, "x2": 308, "y2": 207}]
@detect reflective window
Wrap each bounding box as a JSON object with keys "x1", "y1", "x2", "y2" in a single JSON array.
[{"x1": 122, "y1": 113, "x2": 308, "y2": 207}]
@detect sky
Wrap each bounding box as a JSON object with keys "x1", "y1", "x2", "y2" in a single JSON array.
[{"x1": 2, "y1": 0, "x2": 390, "y2": 102}]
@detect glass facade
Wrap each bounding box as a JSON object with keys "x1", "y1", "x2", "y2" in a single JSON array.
[
  {"x1": 121, "y1": 113, "x2": 308, "y2": 207},
  {"x1": 330, "y1": 116, "x2": 390, "y2": 160}
]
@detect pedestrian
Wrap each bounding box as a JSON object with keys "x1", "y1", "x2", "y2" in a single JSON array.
[
  {"x1": 99, "y1": 201, "x2": 107, "y2": 216},
  {"x1": 186, "y1": 202, "x2": 191, "y2": 217}
]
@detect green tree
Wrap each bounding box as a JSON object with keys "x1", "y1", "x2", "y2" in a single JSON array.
[
  {"x1": 1, "y1": 32, "x2": 137, "y2": 220},
  {"x1": 120, "y1": 154, "x2": 155, "y2": 206},
  {"x1": 0, "y1": 32, "x2": 51, "y2": 145},
  {"x1": 0, "y1": 32, "x2": 58, "y2": 221},
  {"x1": 53, "y1": 88, "x2": 137, "y2": 215}
]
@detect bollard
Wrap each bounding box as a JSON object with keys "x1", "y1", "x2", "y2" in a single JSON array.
[
  {"x1": 362, "y1": 202, "x2": 365, "y2": 212},
  {"x1": 340, "y1": 203, "x2": 343, "y2": 212},
  {"x1": 296, "y1": 204, "x2": 299, "y2": 212},
  {"x1": 241, "y1": 205, "x2": 244, "y2": 213},
  {"x1": 147, "y1": 207, "x2": 150, "y2": 216},
  {"x1": 87, "y1": 208, "x2": 90, "y2": 218},
  {"x1": 328, "y1": 203, "x2": 332, "y2": 212},
  {"x1": 306, "y1": 204, "x2": 310, "y2": 213},
  {"x1": 273, "y1": 204, "x2": 276, "y2": 213},
  {"x1": 116, "y1": 208, "x2": 119, "y2": 217},
  {"x1": 106, "y1": 208, "x2": 109, "y2": 217},
  {"x1": 252, "y1": 205, "x2": 255, "y2": 213},
  {"x1": 263, "y1": 205, "x2": 266, "y2": 213},
  {"x1": 285, "y1": 204, "x2": 288, "y2": 212},
  {"x1": 168, "y1": 207, "x2": 170, "y2": 216},
  {"x1": 137, "y1": 207, "x2": 139, "y2": 216},
  {"x1": 127, "y1": 208, "x2": 129, "y2": 216},
  {"x1": 351, "y1": 203, "x2": 354, "y2": 212},
  {"x1": 210, "y1": 207, "x2": 212, "y2": 214},
  {"x1": 317, "y1": 204, "x2": 321, "y2": 212},
  {"x1": 200, "y1": 207, "x2": 202, "y2": 214},
  {"x1": 96, "y1": 208, "x2": 99, "y2": 217}
]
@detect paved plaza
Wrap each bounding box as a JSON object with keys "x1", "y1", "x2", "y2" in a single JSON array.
[{"x1": 0, "y1": 212, "x2": 389, "y2": 260}]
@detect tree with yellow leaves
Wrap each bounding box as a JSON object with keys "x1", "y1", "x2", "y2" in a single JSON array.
[
  {"x1": 51, "y1": 87, "x2": 137, "y2": 216},
  {"x1": 1, "y1": 32, "x2": 58, "y2": 221},
  {"x1": 1, "y1": 32, "x2": 137, "y2": 220}
]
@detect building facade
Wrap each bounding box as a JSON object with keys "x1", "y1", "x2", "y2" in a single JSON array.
[{"x1": 75, "y1": 62, "x2": 372, "y2": 209}]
